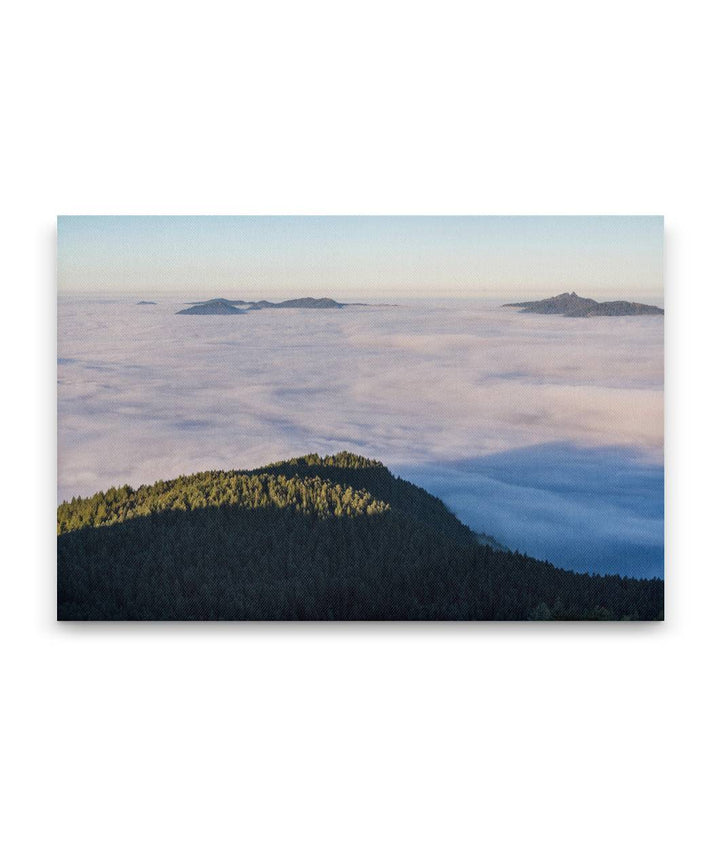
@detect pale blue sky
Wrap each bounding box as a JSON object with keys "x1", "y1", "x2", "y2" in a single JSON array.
[{"x1": 58, "y1": 215, "x2": 663, "y2": 299}]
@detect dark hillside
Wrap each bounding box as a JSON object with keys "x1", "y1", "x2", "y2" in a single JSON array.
[{"x1": 57, "y1": 452, "x2": 663, "y2": 621}]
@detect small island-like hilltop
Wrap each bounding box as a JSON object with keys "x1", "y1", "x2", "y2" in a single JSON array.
[
  {"x1": 176, "y1": 298, "x2": 247, "y2": 315},
  {"x1": 504, "y1": 291, "x2": 663, "y2": 317},
  {"x1": 177, "y1": 296, "x2": 351, "y2": 315}
]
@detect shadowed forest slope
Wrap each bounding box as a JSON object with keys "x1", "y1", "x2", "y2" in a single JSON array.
[{"x1": 57, "y1": 452, "x2": 663, "y2": 621}]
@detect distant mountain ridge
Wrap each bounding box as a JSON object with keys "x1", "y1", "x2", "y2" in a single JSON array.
[
  {"x1": 504, "y1": 292, "x2": 663, "y2": 317},
  {"x1": 57, "y1": 451, "x2": 663, "y2": 620},
  {"x1": 177, "y1": 299, "x2": 246, "y2": 315},
  {"x1": 178, "y1": 296, "x2": 352, "y2": 314}
]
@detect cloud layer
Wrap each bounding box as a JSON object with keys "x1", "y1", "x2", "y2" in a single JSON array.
[
  {"x1": 398, "y1": 444, "x2": 663, "y2": 578},
  {"x1": 58, "y1": 297, "x2": 664, "y2": 576}
]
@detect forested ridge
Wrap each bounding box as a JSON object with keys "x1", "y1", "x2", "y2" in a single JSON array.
[{"x1": 57, "y1": 452, "x2": 663, "y2": 621}]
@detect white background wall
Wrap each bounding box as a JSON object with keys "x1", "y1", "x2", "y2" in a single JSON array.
[{"x1": 3, "y1": 2, "x2": 717, "y2": 854}]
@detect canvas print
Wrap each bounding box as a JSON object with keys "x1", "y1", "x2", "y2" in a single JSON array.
[{"x1": 57, "y1": 216, "x2": 664, "y2": 620}]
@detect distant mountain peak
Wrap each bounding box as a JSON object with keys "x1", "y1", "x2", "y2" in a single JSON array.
[
  {"x1": 176, "y1": 299, "x2": 246, "y2": 315},
  {"x1": 503, "y1": 292, "x2": 663, "y2": 317},
  {"x1": 177, "y1": 296, "x2": 347, "y2": 315}
]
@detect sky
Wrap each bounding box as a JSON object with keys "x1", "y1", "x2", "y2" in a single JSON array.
[{"x1": 57, "y1": 215, "x2": 664, "y2": 299}]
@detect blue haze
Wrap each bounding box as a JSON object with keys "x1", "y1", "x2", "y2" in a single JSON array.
[{"x1": 399, "y1": 444, "x2": 663, "y2": 579}]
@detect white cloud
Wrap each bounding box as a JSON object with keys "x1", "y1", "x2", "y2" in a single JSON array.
[{"x1": 57, "y1": 297, "x2": 664, "y2": 575}]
